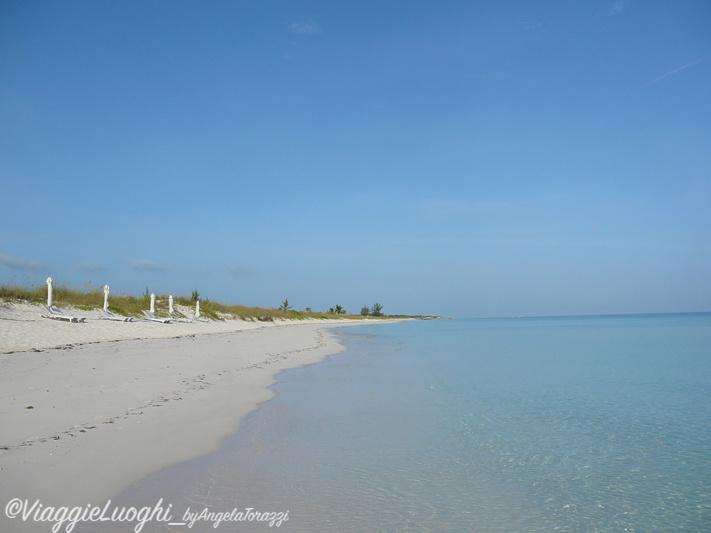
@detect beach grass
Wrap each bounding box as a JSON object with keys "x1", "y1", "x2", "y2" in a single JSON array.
[{"x1": 0, "y1": 282, "x2": 398, "y2": 321}]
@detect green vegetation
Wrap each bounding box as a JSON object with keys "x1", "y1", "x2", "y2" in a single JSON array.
[
  {"x1": 0, "y1": 281, "x2": 417, "y2": 321},
  {"x1": 0, "y1": 283, "x2": 46, "y2": 303},
  {"x1": 329, "y1": 304, "x2": 346, "y2": 315},
  {"x1": 0, "y1": 280, "x2": 444, "y2": 321}
]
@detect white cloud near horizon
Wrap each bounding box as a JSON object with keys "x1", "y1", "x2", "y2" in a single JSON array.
[
  {"x1": 290, "y1": 17, "x2": 322, "y2": 35},
  {"x1": 75, "y1": 262, "x2": 108, "y2": 272},
  {"x1": 225, "y1": 264, "x2": 254, "y2": 276},
  {"x1": 0, "y1": 252, "x2": 47, "y2": 272},
  {"x1": 127, "y1": 259, "x2": 171, "y2": 272}
]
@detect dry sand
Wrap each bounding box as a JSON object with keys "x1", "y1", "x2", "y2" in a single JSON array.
[{"x1": 0, "y1": 302, "x2": 394, "y2": 532}]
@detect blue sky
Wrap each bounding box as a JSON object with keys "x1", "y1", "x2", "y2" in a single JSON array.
[{"x1": 1, "y1": 1, "x2": 709, "y2": 318}]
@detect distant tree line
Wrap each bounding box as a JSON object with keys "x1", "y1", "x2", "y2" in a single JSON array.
[{"x1": 279, "y1": 298, "x2": 384, "y2": 317}]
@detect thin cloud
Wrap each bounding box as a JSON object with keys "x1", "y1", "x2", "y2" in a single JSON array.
[
  {"x1": 516, "y1": 20, "x2": 544, "y2": 30},
  {"x1": 416, "y1": 199, "x2": 515, "y2": 216},
  {"x1": 647, "y1": 57, "x2": 706, "y2": 85},
  {"x1": 290, "y1": 17, "x2": 322, "y2": 35},
  {"x1": 0, "y1": 252, "x2": 47, "y2": 272},
  {"x1": 75, "y1": 262, "x2": 107, "y2": 272},
  {"x1": 127, "y1": 259, "x2": 170, "y2": 272},
  {"x1": 609, "y1": 1, "x2": 625, "y2": 16},
  {"x1": 225, "y1": 264, "x2": 254, "y2": 276},
  {"x1": 415, "y1": 195, "x2": 562, "y2": 216},
  {"x1": 472, "y1": 71, "x2": 517, "y2": 82}
]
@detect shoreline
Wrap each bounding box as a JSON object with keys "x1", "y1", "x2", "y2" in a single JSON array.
[
  {"x1": 0, "y1": 301, "x2": 402, "y2": 531},
  {"x1": 0, "y1": 301, "x2": 385, "y2": 355}
]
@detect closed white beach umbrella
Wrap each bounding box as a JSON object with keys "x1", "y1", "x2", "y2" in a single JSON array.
[
  {"x1": 103, "y1": 285, "x2": 110, "y2": 312},
  {"x1": 46, "y1": 276, "x2": 53, "y2": 307}
]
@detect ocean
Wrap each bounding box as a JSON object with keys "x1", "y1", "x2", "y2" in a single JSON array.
[{"x1": 110, "y1": 314, "x2": 711, "y2": 532}]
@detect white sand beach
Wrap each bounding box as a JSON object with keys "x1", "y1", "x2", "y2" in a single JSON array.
[{"x1": 0, "y1": 302, "x2": 394, "y2": 532}]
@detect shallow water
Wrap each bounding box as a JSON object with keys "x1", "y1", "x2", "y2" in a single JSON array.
[{"x1": 101, "y1": 314, "x2": 711, "y2": 532}]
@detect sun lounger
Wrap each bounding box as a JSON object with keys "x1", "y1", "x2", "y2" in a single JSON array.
[
  {"x1": 169, "y1": 311, "x2": 193, "y2": 323},
  {"x1": 98, "y1": 308, "x2": 134, "y2": 322},
  {"x1": 141, "y1": 310, "x2": 172, "y2": 323},
  {"x1": 190, "y1": 312, "x2": 209, "y2": 323},
  {"x1": 40, "y1": 304, "x2": 86, "y2": 323}
]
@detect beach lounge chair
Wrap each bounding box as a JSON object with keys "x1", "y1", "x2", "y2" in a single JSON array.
[
  {"x1": 98, "y1": 308, "x2": 134, "y2": 322},
  {"x1": 190, "y1": 308, "x2": 209, "y2": 323},
  {"x1": 40, "y1": 304, "x2": 86, "y2": 323},
  {"x1": 141, "y1": 310, "x2": 172, "y2": 323},
  {"x1": 169, "y1": 310, "x2": 193, "y2": 323}
]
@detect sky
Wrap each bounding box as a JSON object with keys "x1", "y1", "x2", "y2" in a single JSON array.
[{"x1": 1, "y1": 1, "x2": 710, "y2": 318}]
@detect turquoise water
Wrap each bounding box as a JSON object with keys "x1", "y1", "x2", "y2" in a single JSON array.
[{"x1": 117, "y1": 314, "x2": 711, "y2": 531}]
